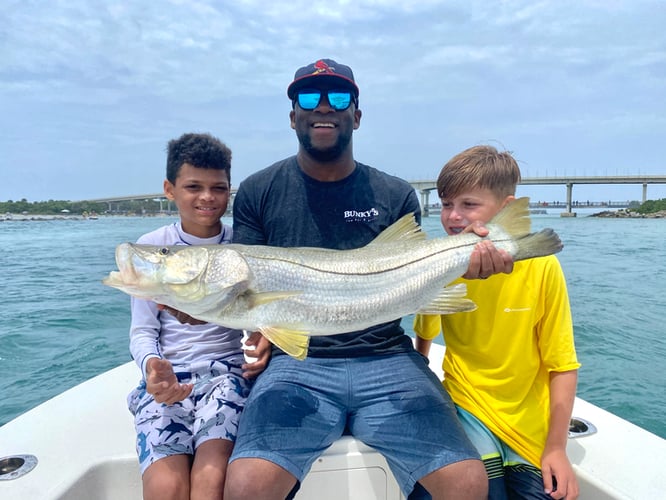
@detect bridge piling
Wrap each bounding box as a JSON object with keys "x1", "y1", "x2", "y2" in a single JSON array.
[{"x1": 562, "y1": 182, "x2": 576, "y2": 217}]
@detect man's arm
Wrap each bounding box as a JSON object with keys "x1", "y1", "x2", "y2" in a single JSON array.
[
  {"x1": 415, "y1": 336, "x2": 433, "y2": 357},
  {"x1": 156, "y1": 304, "x2": 206, "y2": 325},
  {"x1": 242, "y1": 331, "x2": 272, "y2": 379}
]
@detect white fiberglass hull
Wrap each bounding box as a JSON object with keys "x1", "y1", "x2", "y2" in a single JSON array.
[{"x1": 1, "y1": 346, "x2": 664, "y2": 499}]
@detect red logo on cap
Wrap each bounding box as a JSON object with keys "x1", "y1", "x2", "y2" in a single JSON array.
[{"x1": 312, "y1": 59, "x2": 335, "y2": 75}]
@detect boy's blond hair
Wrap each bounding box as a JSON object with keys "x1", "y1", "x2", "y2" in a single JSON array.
[{"x1": 437, "y1": 145, "x2": 521, "y2": 200}]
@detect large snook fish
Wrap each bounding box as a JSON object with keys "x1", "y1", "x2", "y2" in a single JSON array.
[{"x1": 103, "y1": 197, "x2": 562, "y2": 360}]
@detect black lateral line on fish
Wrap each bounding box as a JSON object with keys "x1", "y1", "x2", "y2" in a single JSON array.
[{"x1": 244, "y1": 238, "x2": 495, "y2": 276}]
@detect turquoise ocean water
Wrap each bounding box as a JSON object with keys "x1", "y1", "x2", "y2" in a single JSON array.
[{"x1": 0, "y1": 212, "x2": 664, "y2": 440}]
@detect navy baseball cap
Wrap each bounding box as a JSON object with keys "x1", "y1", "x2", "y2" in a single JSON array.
[{"x1": 287, "y1": 58, "x2": 359, "y2": 99}]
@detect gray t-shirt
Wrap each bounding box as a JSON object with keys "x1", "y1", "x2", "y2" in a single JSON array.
[{"x1": 232, "y1": 156, "x2": 421, "y2": 357}]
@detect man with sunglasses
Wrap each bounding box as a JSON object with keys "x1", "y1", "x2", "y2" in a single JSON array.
[{"x1": 224, "y1": 58, "x2": 513, "y2": 500}]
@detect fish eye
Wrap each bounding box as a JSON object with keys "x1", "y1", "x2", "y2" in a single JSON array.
[{"x1": 159, "y1": 247, "x2": 170, "y2": 255}]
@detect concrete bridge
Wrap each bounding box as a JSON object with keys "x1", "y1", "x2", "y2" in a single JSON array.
[
  {"x1": 84, "y1": 175, "x2": 666, "y2": 216},
  {"x1": 411, "y1": 175, "x2": 666, "y2": 216},
  {"x1": 83, "y1": 190, "x2": 239, "y2": 214}
]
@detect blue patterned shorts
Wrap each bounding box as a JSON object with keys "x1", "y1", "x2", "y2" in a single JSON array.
[{"x1": 127, "y1": 355, "x2": 252, "y2": 474}]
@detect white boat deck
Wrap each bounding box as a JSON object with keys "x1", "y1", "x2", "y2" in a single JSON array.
[{"x1": 1, "y1": 357, "x2": 665, "y2": 499}]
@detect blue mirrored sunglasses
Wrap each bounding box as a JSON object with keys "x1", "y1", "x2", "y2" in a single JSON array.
[{"x1": 296, "y1": 89, "x2": 356, "y2": 111}]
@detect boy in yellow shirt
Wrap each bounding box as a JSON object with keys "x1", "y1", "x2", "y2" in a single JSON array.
[{"x1": 414, "y1": 145, "x2": 580, "y2": 500}]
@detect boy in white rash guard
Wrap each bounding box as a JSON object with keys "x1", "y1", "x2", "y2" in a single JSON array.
[{"x1": 127, "y1": 132, "x2": 267, "y2": 500}]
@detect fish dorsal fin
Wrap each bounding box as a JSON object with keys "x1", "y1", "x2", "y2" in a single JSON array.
[
  {"x1": 369, "y1": 213, "x2": 426, "y2": 246},
  {"x1": 489, "y1": 197, "x2": 531, "y2": 239},
  {"x1": 416, "y1": 283, "x2": 477, "y2": 315},
  {"x1": 259, "y1": 326, "x2": 311, "y2": 360}
]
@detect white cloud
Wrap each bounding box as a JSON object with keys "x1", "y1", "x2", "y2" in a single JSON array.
[{"x1": 1, "y1": 0, "x2": 665, "y2": 201}]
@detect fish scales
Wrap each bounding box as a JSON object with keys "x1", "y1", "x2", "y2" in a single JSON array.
[{"x1": 220, "y1": 238, "x2": 477, "y2": 330}]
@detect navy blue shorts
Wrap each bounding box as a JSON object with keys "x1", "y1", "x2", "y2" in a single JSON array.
[{"x1": 230, "y1": 350, "x2": 480, "y2": 496}]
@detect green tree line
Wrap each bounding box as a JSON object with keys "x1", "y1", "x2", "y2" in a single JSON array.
[
  {"x1": 0, "y1": 198, "x2": 168, "y2": 215},
  {"x1": 634, "y1": 198, "x2": 666, "y2": 214}
]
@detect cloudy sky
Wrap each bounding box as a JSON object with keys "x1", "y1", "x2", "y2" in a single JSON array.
[{"x1": 3, "y1": 0, "x2": 665, "y2": 204}]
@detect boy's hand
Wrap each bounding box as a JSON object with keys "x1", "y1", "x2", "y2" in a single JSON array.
[
  {"x1": 242, "y1": 331, "x2": 272, "y2": 379},
  {"x1": 145, "y1": 358, "x2": 193, "y2": 404},
  {"x1": 157, "y1": 304, "x2": 207, "y2": 325},
  {"x1": 462, "y1": 222, "x2": 514, "y2": 279},
  {"x1": 541, "y1": 447, "x2": 579, "y2": 499}
]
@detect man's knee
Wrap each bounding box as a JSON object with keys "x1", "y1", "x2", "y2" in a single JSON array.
[
  {"x1": 224, "y1": 458, "x2": 297, "y2": 500},
  {"x1": 463, "y1": 460, "x2": 489, "y2": 497},
  {"x1": 420, "y1": 459, "x2": 488, "y2": 500}
]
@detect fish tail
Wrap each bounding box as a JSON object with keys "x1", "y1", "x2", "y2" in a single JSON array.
[
  {"x1": 514, "y1": 228, "x2": 563, "y2": 261},
  {"x1": 491, "y1": 197, "x2": 563, "y2": 261}
]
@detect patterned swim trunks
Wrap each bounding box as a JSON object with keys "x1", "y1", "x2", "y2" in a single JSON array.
[{"x1": 127, "y1": 355, "x2": 252, "y2": 474}]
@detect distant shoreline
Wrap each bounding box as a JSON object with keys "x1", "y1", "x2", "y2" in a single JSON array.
[
  {"x1": 1, "y1": 214, "x2": 85, "y2": 221},
  {"x1": 0, "y1": 213, "x2": 176, "y2": 222}
]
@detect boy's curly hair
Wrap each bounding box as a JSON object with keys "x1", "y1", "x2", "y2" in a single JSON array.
[{"x1": 166, "y1": 133, "x2": 232, "y2": 184}]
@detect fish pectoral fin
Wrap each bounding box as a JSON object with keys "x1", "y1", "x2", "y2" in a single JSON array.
[
  {"x1": 248, "y1": 291, "x2": 303, "y2": 308},
  {"x1": 260, "y1": 326, "x2": 310, "y2": 360},
  {"x1": 368, "y1": 213, "x2": 426, "y2": 245},
  {"x1": 416, "y1": 283, "x2": 477, "y2": 315}
]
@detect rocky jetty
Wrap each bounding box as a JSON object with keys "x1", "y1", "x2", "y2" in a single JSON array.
[{"x1": 591, "y1": 209, "x2": 666, "y2": 218}]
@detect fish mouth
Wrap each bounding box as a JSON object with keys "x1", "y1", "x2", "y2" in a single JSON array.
[
  {"x1": 102, "y1": 266, "x2": 153, "y2": 296},
  {"x1": 122, "y1": 243, "x2": 209, "y2": 284},
  {"x1": 102, "y1": 270, "x2": 125, "y2": 287},
  {"x1": 104, "y1": 243, "x2": 156, "y2": 289},
  {"x1": 115, "y1": 244, "x2": 141, "y2": 282},
  {"x1": 103, "y1": 243, "x2": 209, "y2": 303}
]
